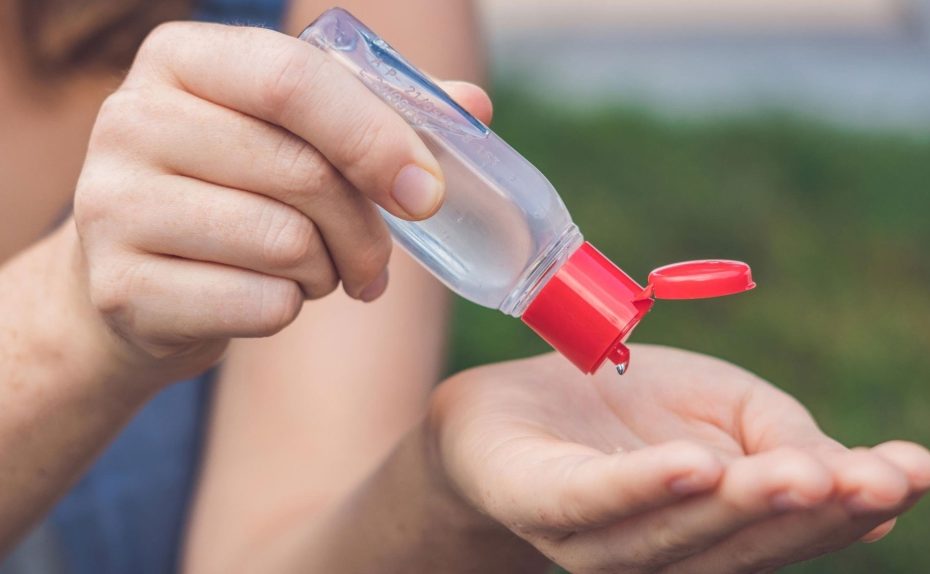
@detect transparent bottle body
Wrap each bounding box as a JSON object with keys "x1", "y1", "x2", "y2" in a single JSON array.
[{"x1": 300, "y1": 9, "x2": 582, "y2": 316}]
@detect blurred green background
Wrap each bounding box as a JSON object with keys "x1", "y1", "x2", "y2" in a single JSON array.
[{"x1": 446, "y1": 89, "x2": 930, "y2": 573}]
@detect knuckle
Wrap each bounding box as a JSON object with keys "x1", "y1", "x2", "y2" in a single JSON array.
[
  {"x1": 88, "y1": 276, "x2": 127, "y2": 320},
  {"x1": 73, "y1": 167, "x2": 114, "y2": 232},
  {"x1": 90, "y1": 86, "x2": 170, "y2": 155},
  {"x1": 272, "y1": 132, "x2": 332, "y2": 200},
  {"x1": 255, "y1": 278, "x2": 303, "y2": 335},
  {"x1": 87, "y1": 260, "x2": 140, "y2": 329},
  {"x1": 140, "y1": 22, "x2": 175, "y2": 52},
  {"x1": 261, "y1": 206, "x2": 318, "y2": 270},
  {"x1": 92, "y1": 89, "x2": 144, "y2": 146},
  {"x1": 338, "y1": 111, "x2": 385, "y2": 173},
  {"x1": 137, "y1": 21, "x2": 188, "y2": 61},
  {"x1": 639, "y1": 517, "x2": 692, "y2": 568},
  {"x1": 261, "y1": 44, "x2": 325, "y2": 118}
]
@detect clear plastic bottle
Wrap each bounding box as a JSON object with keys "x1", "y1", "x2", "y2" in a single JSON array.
[
  {"x1": 300, "y1": 8, "x2": 754, "y2": 374},
  {"x1": 301, "y1": 8, "x2": 580, "y2": 317}
]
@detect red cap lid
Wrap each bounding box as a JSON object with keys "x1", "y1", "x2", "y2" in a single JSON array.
[
  {"x1": 522, "y1": 246, "x2": 755, "y2": 375},
  {"x1": 647, "y1": 260, "x2": 755, "y2": 300},
  {"x1": 522, "y1": 242, "x2": 653, "y2": 374}
]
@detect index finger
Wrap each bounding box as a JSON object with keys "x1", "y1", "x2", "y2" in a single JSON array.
[{"x1": 127, "y1": 22, "x2": 443, "y2": 220}]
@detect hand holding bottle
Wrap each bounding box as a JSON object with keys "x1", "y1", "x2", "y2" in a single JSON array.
[{"x1": 72, "y1": 22, "x2": 491, "y2": 379}]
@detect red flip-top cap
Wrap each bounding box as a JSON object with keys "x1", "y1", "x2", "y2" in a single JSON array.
[
  {"x1": 647, "y1": 260, "x2": 755, "y2": 299},
  {"x1": 522, "y1": 242, "x2": 653, "y2": 374},
  {"x1": 522, "y1": 246, "x2": 756, "y2": 375}
]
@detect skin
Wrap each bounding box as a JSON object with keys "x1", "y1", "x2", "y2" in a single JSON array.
[
  {"x1": 424, "y1": 347, "x2": 930, "y2": 573},
  {"x1": 0, "y1": 1, "x2": 490, "y2": 560},
  {"x1": 0, "y1": 1, "x2": 927, "y2": 572},
  {"x1": 73, "y1": 21, "x2": 474, "y2": 363}
]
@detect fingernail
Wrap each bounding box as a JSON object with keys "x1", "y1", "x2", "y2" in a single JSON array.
[
  {"x1": 359, "y1": 269, "x2": 389, "y2": 302},
  {"x1": 669, "y1": 473, "x2": 713, "y2": 495},
  {"x1": 770, "y1": 491, "x2": 810, "y2": 512},
  {"x1": 392, "y1": 165, "x2": 443, "y2": 218}
]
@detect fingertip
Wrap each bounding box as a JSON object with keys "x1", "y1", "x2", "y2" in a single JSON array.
[
  {"x1": 860, "y1": 518, "x2": 897, "y2": 543},
  {"x1": 835, "y1": 449, "x2": 910, "y2": 514},
  {"x1": 872, "y1": 441, "x2": 930, "y2": 492},
  {"x1": 441, "y1": 80, "x2": 494, "y2": 125},
  {"x1": 357, "y1": 267, "x2": 389, "y2": 302}
]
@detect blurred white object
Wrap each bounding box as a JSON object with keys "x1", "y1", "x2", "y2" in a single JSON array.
[
  {"x1": 481, "y1": 0, "x2": 930, "y2": 130},
  {"x1": 483, "y1": 0, "x2": 900, "y2": 35}
]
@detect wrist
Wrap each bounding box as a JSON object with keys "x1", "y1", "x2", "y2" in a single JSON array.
[
  {"x1": 416, "y1": 412, "x2": 551, "y2": 573},
  {"x1": 358, "y1": 420, "x2": 548, "y2": 573},
  {"x1": 413, "y1": 416, "x2": 502, "y2": 533},
  {"x1": 3, "y1": 223, "x2": 171, "y2": 400},
  {"x1": 263, "y1": 420, "x2": 547, "y2": 574}
]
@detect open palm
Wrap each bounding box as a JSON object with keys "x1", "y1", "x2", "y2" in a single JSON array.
[{"x1": 431, "y1": 345, "x2": 930, "y2": 573}]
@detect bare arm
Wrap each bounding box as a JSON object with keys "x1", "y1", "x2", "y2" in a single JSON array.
[
  {"x1": 0, "y1": 40, "x2": 140, "y2": 553},
  {"x1": 1, "y1": 2, "x2": 496, "y2": 565},
  {"x1": 181, "y1": 2, "x2": 545, "y2": 572},
  {"x1": 0, "y1": 226, "x2": 159, "y2": 555}
]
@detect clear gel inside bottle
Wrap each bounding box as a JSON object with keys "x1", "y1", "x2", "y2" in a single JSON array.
[{"x1": 300, "y1": 8, "x2": 582, "y2": 318}]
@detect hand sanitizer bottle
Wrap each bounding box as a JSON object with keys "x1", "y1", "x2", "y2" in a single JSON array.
[{"x1": 300, "y1": 8, "x2": 755, "y2": 374}]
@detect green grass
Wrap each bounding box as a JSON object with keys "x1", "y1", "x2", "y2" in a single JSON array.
[{"x1": 446, "y1": 90, "x2": 930, "y2": 573}]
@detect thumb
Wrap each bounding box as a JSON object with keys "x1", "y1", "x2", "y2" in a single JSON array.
[{"x1": 477, "y1": 440, "x2": 722, "y2": 533}]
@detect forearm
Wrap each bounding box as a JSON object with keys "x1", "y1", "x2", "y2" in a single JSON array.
[
  {"x1": 240, "y1": 421, "x2": 549, "y2": 574},
  {"x1": 0, "y1": 224, "x2": 158, "y2": 553},
  {"x1": 183, "y1": 2, "x2": 506, "y2": 570}
]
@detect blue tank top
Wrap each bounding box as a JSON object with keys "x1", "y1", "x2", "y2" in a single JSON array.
[{"x1": 0, "y1": 2, "x2": 287, "y2": 573}]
